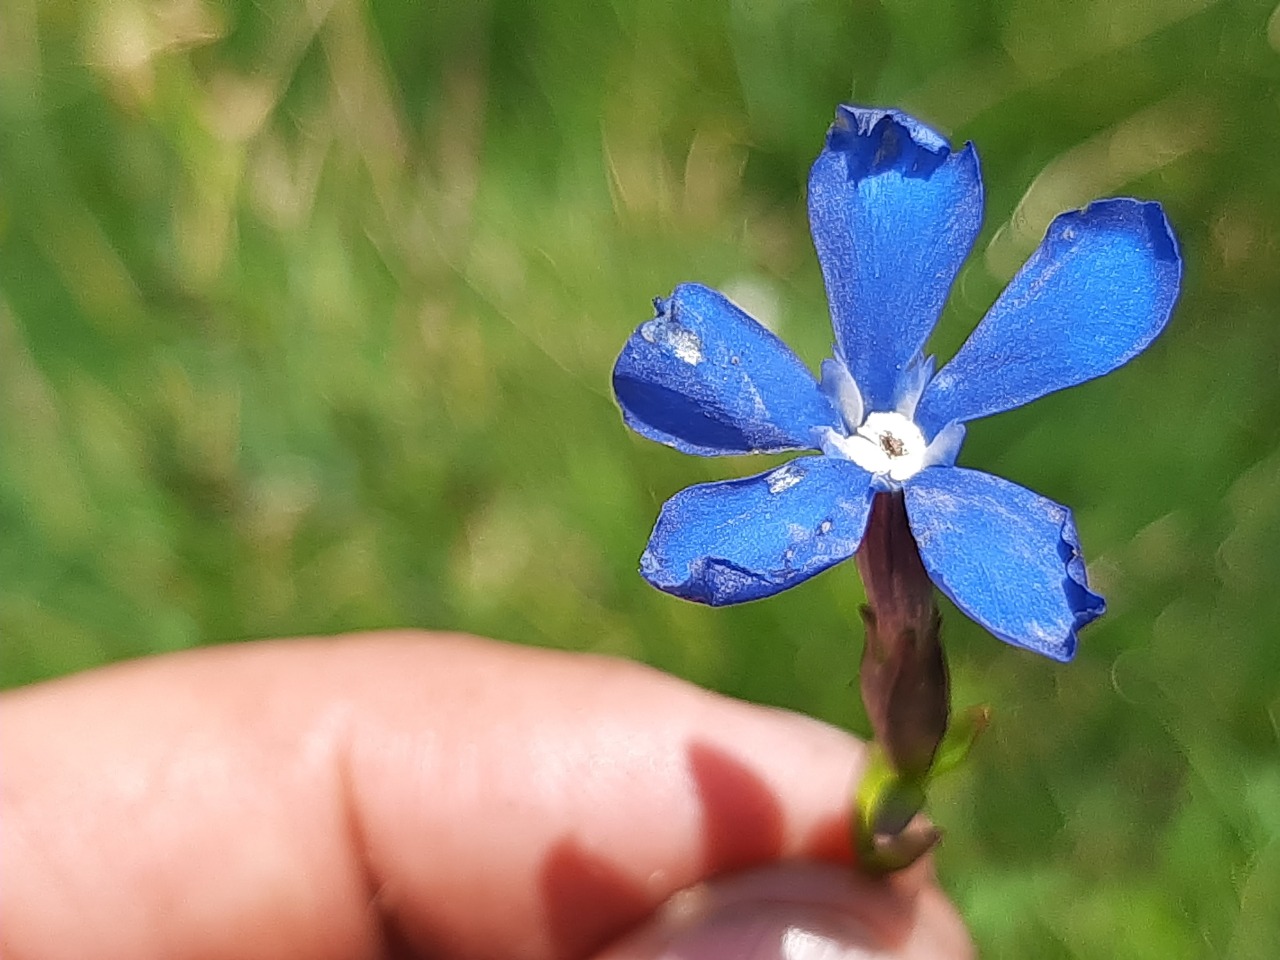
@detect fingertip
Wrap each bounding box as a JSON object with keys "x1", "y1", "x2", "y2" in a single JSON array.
[{"x1": 4, "y1": 633, "x2": 892, "y2": 960}]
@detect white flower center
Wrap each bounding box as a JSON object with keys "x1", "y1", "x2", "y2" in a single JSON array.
[{"x1": 825, "y1": 411, "x2": 928, "y2": 483}]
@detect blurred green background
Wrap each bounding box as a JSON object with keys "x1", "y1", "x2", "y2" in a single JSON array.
[{"x1": 3, "y1": 0, "x2": 1279, "y2": 955}]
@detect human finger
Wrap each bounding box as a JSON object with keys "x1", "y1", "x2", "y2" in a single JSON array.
[{"x1": 1, "y1": 632, "x2": 969, "y2": 960}]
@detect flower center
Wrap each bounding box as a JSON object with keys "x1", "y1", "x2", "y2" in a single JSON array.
[
  {"x1": 879, "y1": 433, "x2": 907, "y2": 457},
  {"x1": 824, "y1": 411, "x2": 928, "y2": 483}
]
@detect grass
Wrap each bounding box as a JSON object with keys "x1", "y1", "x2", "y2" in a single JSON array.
[{"x1": 3, "y1": 0, "x2": 1280, "y2": 955}]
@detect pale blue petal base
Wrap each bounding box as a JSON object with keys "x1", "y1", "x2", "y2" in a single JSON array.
[
  {"x1": 904, "y1": 467, "x2": 1104, "y2": 660},
  {"x1": 641, "y1": 456, "x2": 875, "y2": 605}
]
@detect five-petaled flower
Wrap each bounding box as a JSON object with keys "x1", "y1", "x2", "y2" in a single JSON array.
[{"x1": 612, "y1": 105, "x2": 1181, "y2": 661}]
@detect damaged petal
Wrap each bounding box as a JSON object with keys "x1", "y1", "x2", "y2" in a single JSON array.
[
  {"x1": 639, "y1": 315, "x2": 704, "y2": 365},
  {"x1": 639, "y1": 456, "x2": 875, "y2": 606}
]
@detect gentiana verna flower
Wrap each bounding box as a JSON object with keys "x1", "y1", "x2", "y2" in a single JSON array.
[{"x1": 612, "y1": 105, "x2": 1181, "y2": 661}]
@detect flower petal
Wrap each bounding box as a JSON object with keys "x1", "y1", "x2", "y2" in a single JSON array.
[
  {"x1": 613, "y1": 283, "x2": 841, "y2": 456},
  {"x1": 903, "y1": 467, "x2": 1104, "y2": 661},
  {"x1": 641, "y1": 456, "x2": 875, "y2": 605},
  {"x1": 915, "y1": 198, "x2": 1181, "y2": 436},
  {"x1": 819, "y1": 357, "x2": 863, "y2": 429},
  {"x1": 808, "y1": 105, "x2": 983, "y2": 412}
]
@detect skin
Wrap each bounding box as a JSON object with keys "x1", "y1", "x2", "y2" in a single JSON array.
[{"x1": 0, "y1": 632, "x2": 973, "y2": 960}]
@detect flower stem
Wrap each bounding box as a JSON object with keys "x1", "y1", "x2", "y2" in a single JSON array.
[{"x1": 853, "y1": 490, "x2": 950, "y2": 870}]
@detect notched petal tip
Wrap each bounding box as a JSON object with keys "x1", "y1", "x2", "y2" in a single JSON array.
[
  {"x1": 1044, "y1": 197, "x2": 1182, "y2": 313},
  {"x1": 808, "y1": 106, "x2": 983, "y2": 414},
  {"x1": 819, "y1": 106, "x2": 975, "y2": 183},
  {"x1": 1018, "y1": 503, "x2": 1107, "y2": 663},
  {"x1": 1068, "y1": 197, "x2": 1181, "y2": 266},
  {"x1": 999, "y1": 500, "x2": 1105, "y2": 663},
  {"x1": 825, "y1": 105, "x2": 967, "y2": 184},
  {"x1": 1058, "y1": 512, "x2": 1107, "y2": 651}
]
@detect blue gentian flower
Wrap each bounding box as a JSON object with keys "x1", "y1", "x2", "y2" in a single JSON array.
[{"x1": 612, "y1": 105, "x2": 1181, "y2": 661}]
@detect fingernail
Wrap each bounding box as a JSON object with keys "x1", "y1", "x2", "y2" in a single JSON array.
[
  {"x1": 591, "y1": 862, "x2": 968, "y2": 960},
  {"x1": 647, "y1": 897, "x2": 885, "y2": 959}
]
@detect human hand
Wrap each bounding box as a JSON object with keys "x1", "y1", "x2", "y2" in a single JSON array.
[{"x1": 1, "y1": 632, "x2": 972, "y2": 959}]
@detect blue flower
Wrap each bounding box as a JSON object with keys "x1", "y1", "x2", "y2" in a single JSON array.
[{"x1": 612, "y1": 105, "x2": 1182, "y2": 662}]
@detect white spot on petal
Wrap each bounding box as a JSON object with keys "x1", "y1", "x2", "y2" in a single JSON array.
[
  {"x1": 669, "y1": 327, "x2": 703, "y2": 364},
  {"x1": 638, "y1": 318, "x2": 703, "y2": 364},
  {"x1": 766, "y1": 463, "x2": 803, "y2": 494}
]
